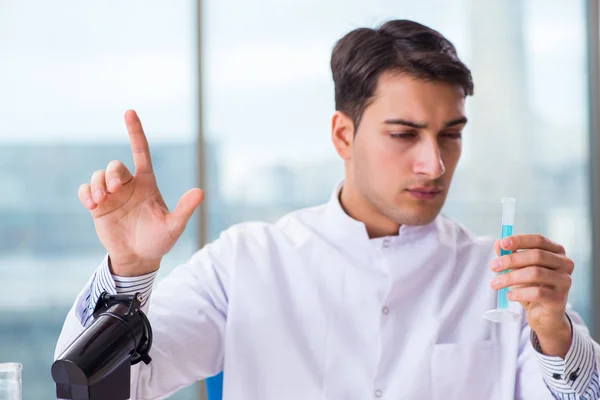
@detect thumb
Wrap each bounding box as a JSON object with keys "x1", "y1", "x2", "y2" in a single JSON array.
[{"x1": 168, "y1": 188, "x2": 204, "y2": 234}]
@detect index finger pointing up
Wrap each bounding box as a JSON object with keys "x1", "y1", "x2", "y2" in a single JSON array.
[{"x1": 124, "y1": 109, "x2": 153, "y2": 174}]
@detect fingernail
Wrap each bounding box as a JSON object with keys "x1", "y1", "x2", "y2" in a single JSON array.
[
  {"x1": 491, "y1": 277, "x2": 501, "y2": 288},
  {"x1": 86, "y1": 199, "x2": 95, "y2": 208},
  {"x1": 501, "y1": 238, "x2": 512, "y2": 248},
  {"x1": 490, "y1": 259, "x2": 502, "y2": 271},
  {"x1": 109, "y1": 179, "x2": 120, "y2": 190},
  {"x1": 94, "y1": 189, "x2": 104, "y2": 200}
]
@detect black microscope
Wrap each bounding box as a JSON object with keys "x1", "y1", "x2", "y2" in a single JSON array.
[{"x1": 51, "y1": 292, "x2": 153, "y2": 400}]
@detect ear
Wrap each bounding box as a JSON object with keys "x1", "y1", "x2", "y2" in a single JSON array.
[{"x1": 331, "y1": 111, "x2": 355, "y2": 161}]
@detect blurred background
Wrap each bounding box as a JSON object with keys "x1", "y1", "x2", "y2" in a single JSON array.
[{"x1": 0, "y1": 0, "x2": 597, "y2": 398}]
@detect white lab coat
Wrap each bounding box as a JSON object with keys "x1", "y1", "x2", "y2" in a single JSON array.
[{"x1": 56, "y1": 186, "x2": 600, "y2": 399}]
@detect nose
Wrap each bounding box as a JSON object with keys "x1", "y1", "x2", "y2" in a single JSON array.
[{"x1": 413, "y1": 138, "x2": 445, "y2": 179}]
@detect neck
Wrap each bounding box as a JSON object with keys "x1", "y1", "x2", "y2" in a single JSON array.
[{"x1": 339, "y1": 183, "x2": 400, "y2": 239}]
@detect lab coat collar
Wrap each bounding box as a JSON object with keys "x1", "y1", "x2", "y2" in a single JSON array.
[{"x1": 323, "y1": 181, "x2": 439, "y2": 247}]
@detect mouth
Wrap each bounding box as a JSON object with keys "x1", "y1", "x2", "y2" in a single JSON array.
[{"x1": 405, "y1": 187, "x2": 443, "y2": 200}]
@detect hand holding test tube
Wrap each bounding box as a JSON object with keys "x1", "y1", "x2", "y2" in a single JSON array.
[{"x1": 483, "y1": 197, "x2": 522, "y2": 323}]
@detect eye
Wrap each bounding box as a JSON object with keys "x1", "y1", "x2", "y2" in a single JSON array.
[
  {"x1": 441, "y1": 132, "x2": 462, "y2": 139},
  {"x1": 390, "y1": 132, "x2": 417, "y2": 139}
]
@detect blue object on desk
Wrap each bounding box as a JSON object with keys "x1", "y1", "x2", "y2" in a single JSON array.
[{"x1": 206, "y1": 372, "x2": 223, "y2": 400}]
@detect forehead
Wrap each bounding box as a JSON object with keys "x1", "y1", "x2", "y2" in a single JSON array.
[{"x1": 366, "y1": 72, "x2": 466, "y2": 121}]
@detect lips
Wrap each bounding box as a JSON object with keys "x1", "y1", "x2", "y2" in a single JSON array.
[
  {"x1": 406, "y1": 187, "x2": 443, "y2": 200},
  {"x1": 408, "y1": 187, "x2": 442, "y2": 193}
]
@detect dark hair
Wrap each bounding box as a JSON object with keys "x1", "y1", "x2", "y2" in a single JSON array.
[{"x1": 331, "y1": 19, "x2": 474, "y2": 130}]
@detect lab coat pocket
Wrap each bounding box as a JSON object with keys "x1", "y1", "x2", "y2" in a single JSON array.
[{"x1": 431, "y1": 340, "x2": 500, "y2": 400}]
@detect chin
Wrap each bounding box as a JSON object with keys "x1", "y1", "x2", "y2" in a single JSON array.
[
  {"x1": 403, "y1": 213, "x2": 439, "y2": 226},
  {"x1": 392, "y1": 203, "x2": 442, "y2": 226}
]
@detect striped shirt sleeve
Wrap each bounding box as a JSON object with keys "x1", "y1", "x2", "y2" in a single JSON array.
[
  {"x1": 532, "y1": 319, "x2": 600, "y2": 399},
  {"x1": 78, "y1": 255, "x2": 158, "y2": 328}
]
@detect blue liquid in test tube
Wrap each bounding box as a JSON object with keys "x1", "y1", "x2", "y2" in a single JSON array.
[
  {"x1": 482, "y1": 197, "x2": 521, "y2": 323},
  {"x1": 497, "y1": 224, "x2": 513, "y2": 310}
]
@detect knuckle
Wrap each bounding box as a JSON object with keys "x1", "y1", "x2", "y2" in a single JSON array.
[
  {"x1": 531, "y1": 286, "x2": 543, "y2": 299},
  {"x1": 534, "y1": 234, "x2": 544, "y2": 247},
  {"x1": 106, "y1": 160, "x2": 124, "y2": 172},
  {"x1": 91, "y1": 169, "x2": 105, "y2": 182},
  {"x1": 78, "y1": 183, "x2": 90, "y2": 196},
  {"x1": 506, "y1": 252, "x2": 516, "y2": 266},
  {"x1": 563, "y1": 274, "x2": 573, "y2": 289},
  {"x1": 532, "y1": 249, "x2": 545, "y2": 264},
  {"x1": 529, "y1": 267, "x2": 543, "y2": 281},
  {"x1": 565, "y1": 257, "x2": 575, "y2": 273}
]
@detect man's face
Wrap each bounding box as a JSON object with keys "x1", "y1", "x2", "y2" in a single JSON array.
[{"x1": 334, "y1": 72, "x2": 466, "y2": 228}]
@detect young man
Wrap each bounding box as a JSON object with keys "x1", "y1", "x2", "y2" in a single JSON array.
[{"x1": 56, "y1": 20, "x2": 600, "y2": 399}]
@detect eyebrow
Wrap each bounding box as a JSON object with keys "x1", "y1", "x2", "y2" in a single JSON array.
[{"x1": 383, "y1": 117, "x2": 468, "y2": 129}]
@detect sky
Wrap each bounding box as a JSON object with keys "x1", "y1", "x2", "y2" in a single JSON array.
[{"x1": 0, "y1": 0, "x2": 198, "y2": 142}]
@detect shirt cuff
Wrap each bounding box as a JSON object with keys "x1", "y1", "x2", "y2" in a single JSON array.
[
  {"x1": 112, "y1": 263, "x2": 157, "y2": 308},
  {"x1": 532, "y1": 317, "x2": 599, "y2": 397},
  {"x1": 78, "y1": 254, "x2": 158, "y2": 328}
]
